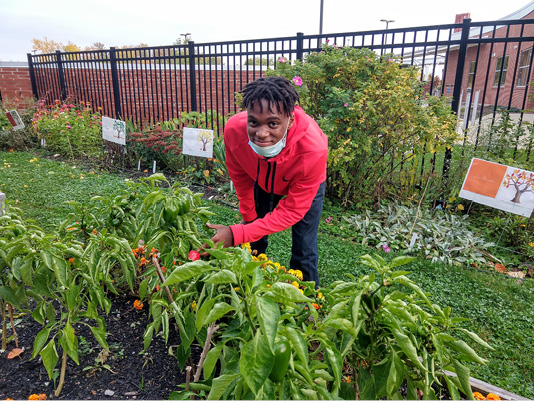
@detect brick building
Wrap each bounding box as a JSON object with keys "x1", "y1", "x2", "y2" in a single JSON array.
[{"x1": 442, "y1": 2, "x2": 534, "y2": 111}]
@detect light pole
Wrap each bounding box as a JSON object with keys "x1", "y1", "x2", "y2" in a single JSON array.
[
  {"x1": 319, "y1": 0, "x2": 324, "y2": 35},
  {"x1": 380, "y1": 19, "x2": 394, "y2": 29},
  {"x1": 180, "y1": 33, "x2": 191, "y2": 43}
]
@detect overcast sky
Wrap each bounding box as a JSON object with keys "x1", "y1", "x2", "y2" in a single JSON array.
[{"x1": 0, "y1": 0, "x2": 532, "y2": 61}]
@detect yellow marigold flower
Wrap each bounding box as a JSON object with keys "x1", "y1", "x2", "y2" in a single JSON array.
[
  {"x1": 529, "y1": 242, "x2": 534, "y2": 247},
  {"x1": 317, "y1": 292, "x2": 325, "y2": 301},
  {"x1": 288, "y1": 269, "x2": 303, "y2": 281},
  {"x1": 241, "y1": 242, "x2": 252, "y2": 252},
  {"x1": 486, "y1": 394, "x2": 501, "y2": 400},
  {"x1": 257, "y1": 253, "x2": 268, "y2": 261},
  {"x1": 291, "y1": 281, "x2": 300, "y2": 289},
  {"x1": 298, "y1": 288, "x2": 304, "y2": 294},
  {"x1": 191, "y1": 300, "x2": 197, "y2": 311},
  {"x1": 133, "y1": 300, "x2": 143, "y2": 310},
  {"x1": 234, "y1": 287, "x2": 240, "y2": 291},
  {"x1": 473, "y1": 392, "x2": 485, "y2": 400},
  {"x1": 457, "y1": 204, "x2": 465, "y2": 211}
]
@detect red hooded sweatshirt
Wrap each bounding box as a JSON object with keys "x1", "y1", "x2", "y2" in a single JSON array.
[{"x1": 224, "y1": 106, "x2": 328, "y2": 245}]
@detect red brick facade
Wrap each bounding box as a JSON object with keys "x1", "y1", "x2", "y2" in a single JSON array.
[
  {"x1": 443, "y1": 10, "x2": 534, "y2": 111},
  {"x1": 0, "y1": 66, "x2": 34, "y2": 107},
  {"x1": 1, "y1": 63, "x2": 265, "y2": 124}
]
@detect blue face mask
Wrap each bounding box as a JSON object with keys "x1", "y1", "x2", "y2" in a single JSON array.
[{"x1": 248, "y1": 118, "x2": 290, "y2": 158}]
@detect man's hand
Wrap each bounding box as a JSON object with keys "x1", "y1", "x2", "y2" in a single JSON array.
[{"x1": 206, "y1": 223, "x2": 234, "y2": 248}]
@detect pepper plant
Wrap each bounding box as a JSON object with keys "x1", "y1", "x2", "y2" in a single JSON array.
[{"x1": 157, "y1": 246, "x2": 492, "y2": 400}]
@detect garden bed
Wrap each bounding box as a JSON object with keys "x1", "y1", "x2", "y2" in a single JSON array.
[{"x1": 1, "y1": 295, "x2": 199, "y2": 400}]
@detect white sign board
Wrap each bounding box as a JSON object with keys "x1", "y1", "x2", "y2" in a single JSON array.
[
  {"x1": 102, "y1": 116, "x2": 126, "y2": 146},
  {"x1": 459, "y1": 158, "x2": 534, "y2": 217},
  {"x1": 6, "y1": 110, "x2": 25, "y2": 131},
  {"x1": 182, "y1": 127, "x2": 214, "y2": 158}
]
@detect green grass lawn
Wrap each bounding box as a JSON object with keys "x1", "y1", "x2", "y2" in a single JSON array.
[{"x1": 1, "y1": 150, "x2": 533, "y2": 399}]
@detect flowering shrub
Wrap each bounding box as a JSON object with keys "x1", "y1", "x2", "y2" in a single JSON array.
[
  {"x1": 269, "y1": 44, "x2": 458, "y2": 206},
  {"x1": 32, "y1": 99, "x2": 102, "y2": 158}
]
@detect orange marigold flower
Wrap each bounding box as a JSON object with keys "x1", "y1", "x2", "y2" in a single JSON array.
[
  {"x1": 473, "y1": 392, "x2": 485, "y2": 400},
  {"x1": 92, "y1": 229, "x2": 98, "y2": 235},
  {"x1": 312, "y1": 303, "x2": 320, "y2": 310},
  {"x1": 68, "y1": 258, "x2": 74, "y2": 265},
  {"x1": 150, "y1": 247, "x2": 158, "y2": 256},
  {"x1": 139, "y1": 257, "x2": 149, "y2": 266},
  {"x1": 133, "y1": 300, "x2": 143, "y2": 310},
  {"x1": 38, "y1": 395, "x2": 47, "y2": 400},
  {"x1": 486, "y1": 394, "x2": 501, "y2": 400}
]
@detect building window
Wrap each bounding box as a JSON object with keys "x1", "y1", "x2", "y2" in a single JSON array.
[
  {"x1": 517, "y1": 48, "x2": 532, "y2": 87},
  {"x1": 468, "y1": 61, "x2": 476, "y2": 88},
  {"x1": 493, "y1": 55, "x2": 509, "y2": 87}
]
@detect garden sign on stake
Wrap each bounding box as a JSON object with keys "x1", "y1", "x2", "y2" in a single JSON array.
[
  {"x1": 182, "y1": 127, "x2": 214, "y2": 158},
  {"x1": 102, "y1": 116, "x2": 126, "y2": 146},
  {"x1": 459, "y1": 158, "x2": 534, "y2": 217}
]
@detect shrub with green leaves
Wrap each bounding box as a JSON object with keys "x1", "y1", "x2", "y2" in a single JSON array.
[
  {"x1": 32, "y1": 99, "x2": 102, "y2": 159},
  {"x1": 269, "y1": 45, "x2": 458, "y2": 206}
]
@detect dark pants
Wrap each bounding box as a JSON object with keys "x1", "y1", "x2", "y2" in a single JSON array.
[{"x1": 250, "y1": 181, "x2": 325, "y2": 287}]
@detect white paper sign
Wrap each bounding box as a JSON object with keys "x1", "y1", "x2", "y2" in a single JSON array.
[
  {"x1": 102, "y1": 116, "x2": 126, "y2": 145},
  {"x1": 6, "y1": 110, "x2": 25, "y2": 131},
  {"x1": 182, "y1": 127, "x2": 214, "y2": 158}
]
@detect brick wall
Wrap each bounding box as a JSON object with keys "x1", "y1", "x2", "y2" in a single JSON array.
[
  {"x1": 30, "y1": 65, "x2": 264, "y2": 125},
  {"x1": 0, "y1": 66, "x2": 33, "y2": 107}
]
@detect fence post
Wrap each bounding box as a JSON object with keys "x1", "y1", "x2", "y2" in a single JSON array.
[
  {"x1": 296, "y1": 32, "x2": 304, "y2": 61},
  {"x1": 27, "y1": 53, "x2": 39, "y2": 100},
  {"x1": 56, "y1": 50, "x2": 67, "y2": 101},
  {"x1": 188, "y1": 41, "x2": 197, "y2": 112},
  {"x1": 109, "y1": 47, "x2": 123, "y2": 119},
  {"x1": 443, "y1": 17, "x2": 471, "y2": 177}
]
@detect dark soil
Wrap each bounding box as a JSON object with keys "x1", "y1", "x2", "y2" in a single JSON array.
[{"x1": 1, "y1": 295, "x2": 200, "y2": 400}]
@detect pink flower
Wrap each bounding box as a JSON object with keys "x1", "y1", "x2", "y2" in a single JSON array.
[
  {"x1": 188, "y1": 250, "x2": 200, "y2": 261},
  {"x1": 326, "y1": 39, "x2": 330, "y2": 43},
  {"x1": 382, "y1": 244, "x2": 391, "y2": 253},
  {"x1": 292, "y1": 76, "x2": 303, "y2": 86},
  {"x1": 325, "y1": 217, "x2": 332, "y2": 223},
  {"x1": 66, "y1": 125, "x2": 71, "y2": 129},
  {"x1": 344, "y1": 103, "x2": 348, "y2": 107},
  {"x1": 278, "y1": 56, "x2": 287, "y2": 63}
]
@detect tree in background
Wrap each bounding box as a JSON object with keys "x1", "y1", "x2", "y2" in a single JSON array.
[{"x1": 31, "y1": 37, "x2": 64, "y2": 54}]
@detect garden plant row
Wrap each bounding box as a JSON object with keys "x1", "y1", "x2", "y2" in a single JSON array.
[{"x1": 1, "y1": 174, "x2": 494, "y2": 400}]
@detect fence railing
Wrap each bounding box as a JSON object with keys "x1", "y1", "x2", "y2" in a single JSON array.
[{"x1": 28, "y1": 18, "x2": 534, "y2": 162}]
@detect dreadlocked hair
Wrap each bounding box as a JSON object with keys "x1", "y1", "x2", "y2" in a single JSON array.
[{"x1": 240, "y1": 76, "x2": 300, "y2": 116}]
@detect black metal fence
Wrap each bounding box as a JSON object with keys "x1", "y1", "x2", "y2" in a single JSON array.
[{"x1": 28, "y1": 18, "x2": 534, "y2": 159}]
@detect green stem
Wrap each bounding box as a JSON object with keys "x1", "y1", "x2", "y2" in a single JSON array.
[
  {"x1": 1, "y1": 301, "x2": 6, "y2": 351},
  {"x1": 54, "y1": 349, "x2": 68, "y2": 397}
]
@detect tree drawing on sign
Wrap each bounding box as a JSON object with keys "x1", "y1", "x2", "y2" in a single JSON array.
[
  {"x1": 503, "y1": 169, "x2": 534, "y2": 203},
  {"x1": 113, "y1": 120, "x2": 125, "y2": 139},
  {"x1": 197, "y1": 129, "x2": 212, "y2": 151}
]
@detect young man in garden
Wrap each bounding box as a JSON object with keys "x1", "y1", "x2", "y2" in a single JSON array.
[{"x1": 206, "y1": 76, "x2": 328, "y2": 286}]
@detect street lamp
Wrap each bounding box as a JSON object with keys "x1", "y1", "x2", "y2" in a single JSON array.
[
  {"x1": 180, "y1": 33, "x2": 191, "y2": 43},
  {"x1": 380, "y1": 19, "x2": 394, "y2": 29}
]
